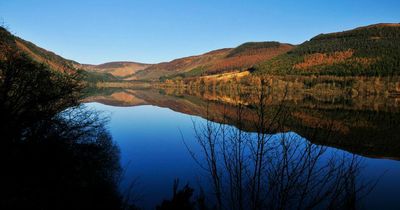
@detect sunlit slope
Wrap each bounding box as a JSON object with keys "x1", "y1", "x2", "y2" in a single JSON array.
[{"x1": 135, "y1": 42, "x2": 294, "y2": 81}]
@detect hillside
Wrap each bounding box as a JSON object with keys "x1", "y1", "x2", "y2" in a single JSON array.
[
  {"x1": 254, "y1": 23, "x2": 400, "y2": 76},
  {"x1": 134, "y1": 48, "x2": 232, "y2": 80},
  {"x1": 79, "y1": 61, "x2": 151, "y2": 79},
  {"x1": 0, "y1": 26, "x2": 119, "y2": 82},
  {"x1": 135, "y1": 42, "x2": 294, "y2": 81},
  {"x1": 1, "y1": 27, "x2": 78, "y2": 74}
]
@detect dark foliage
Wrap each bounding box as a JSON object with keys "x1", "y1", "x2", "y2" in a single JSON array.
[
  {"x1": 0, "y1": 53, "x2": 81, "y2": 142},
  {"x1": 156, "y1": 179, "x2": 209, "y2": 210},
  {"x1": 156, "y1": 180, "x2": 196, "y2": 210},
  {"x1": 0, "y1": 109, "x2": 123, "y2": 210}
]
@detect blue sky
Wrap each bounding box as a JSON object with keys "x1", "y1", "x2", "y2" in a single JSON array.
[{"x1": 1, "y1": 0, "x2": 399, "y2": 64}]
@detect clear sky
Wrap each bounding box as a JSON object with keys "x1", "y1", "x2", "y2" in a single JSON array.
[{"x1": 1, "y1": 0, "x2": 399, "y2": 64}]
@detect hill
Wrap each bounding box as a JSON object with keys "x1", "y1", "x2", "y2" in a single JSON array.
[
  {"x1": 79, "y1": 61, "x2": 151, "y2": 79},
  {"x1": 135, "y1": 42, "x2": 294, "y2": 81},
  {"x1": 134, "y1": 48, "x2": 232, "y2": 80},
  {"x1": 0, "y1": 26, "x2": 119, "y2": 82},
  {"x1": 1, "y1": 26, "x2": 78, "y2": 74},
  {"x1": 254, "y1": 23, "x2": 400, "y2": 76}
]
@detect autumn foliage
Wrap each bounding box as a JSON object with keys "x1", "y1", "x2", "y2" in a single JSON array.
[{"x1": 294, "y1": 50, "x2": 376, "y2": 71}]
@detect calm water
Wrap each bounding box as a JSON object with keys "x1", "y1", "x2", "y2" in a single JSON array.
[{"x1": 86, "y1": 100, "x2": 400, "y2": 210}]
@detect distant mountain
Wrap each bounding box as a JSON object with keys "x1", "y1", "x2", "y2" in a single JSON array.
[
  {"x1": 135, "y1": 42, "x2": 294, "y2": 81},
  {"x1": 254, "y1": 23, "x2": 400, "y2": 76},
  {"x1": 78, "y1": 61, "x2": 151, "y2": 79}
]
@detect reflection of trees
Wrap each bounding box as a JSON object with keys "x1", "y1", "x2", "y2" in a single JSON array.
[
  {"x1": 0, "y1": 47, "x2": 131, "y2": 209},
  {"x1": 188, "y1": 84, "x2": 375, "y2": 210}
]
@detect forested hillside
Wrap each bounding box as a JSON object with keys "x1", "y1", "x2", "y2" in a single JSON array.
[{"x1": 254, "y1": 23, "x2": 400, "y2": 76}]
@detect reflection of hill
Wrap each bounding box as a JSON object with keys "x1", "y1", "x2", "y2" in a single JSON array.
[
  {"x1": 83, "y1": 89, "x2": 148, "y2": 107},
  {"x1": 84, "y1": 88, "x2": 400, "y2": 159},
  {"x1": 290, "y1": 109, "x2": 400, "y2": 160}
]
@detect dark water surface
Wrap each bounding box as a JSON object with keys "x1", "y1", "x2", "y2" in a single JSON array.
[{"x1": 85, "y1": 87, "x2": 400, "y2": 210}]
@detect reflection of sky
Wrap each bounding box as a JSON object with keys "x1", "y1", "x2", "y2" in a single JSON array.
[
  {"x1": 86, "y1": 102, "x2": 400, "y2": 210},
  {"x1": 87, "y1": 103, "x2": 205, "y2": 208}
]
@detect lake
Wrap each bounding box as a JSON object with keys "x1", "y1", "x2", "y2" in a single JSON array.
[{"x1": 84, "y1": 88, "x2": 400, "y2": 210}]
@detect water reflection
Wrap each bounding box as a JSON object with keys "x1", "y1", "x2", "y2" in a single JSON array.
[
  {"x1": 84, "y1": 87, "x2": 400, "y2": 159},
  {"x1": 84, "y1": 86, "x2": 400, "y2": 209},
  {"x1": 182, "y1": 87, "x2": 374, "y2": 210},
  {"x1": 189, "y1": 117, "x2": 372, "y2": 210}
]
